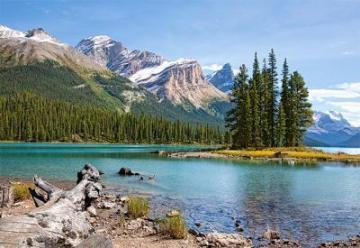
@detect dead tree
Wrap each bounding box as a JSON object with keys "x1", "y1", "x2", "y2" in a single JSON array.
[{"x1": 0, "y1": 164, "x2": 108, "y2": 248}]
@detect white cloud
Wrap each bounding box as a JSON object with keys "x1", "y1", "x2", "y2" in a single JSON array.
[{"x1": 309, "y1": 82, "x2": 360, "y2": 127}]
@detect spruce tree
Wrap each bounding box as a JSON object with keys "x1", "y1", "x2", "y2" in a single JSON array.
[
  {"x1": 267, "y1": 49, "x2": 279, "y2": 147},
  {"x1": 226, "y1": 65, "x2": 252, "y2": 148},
  {"x1": 280, "y1": 59, "x2": 290, "y2": 146},
  {"x1": 249, "y1": 53, "x2": 261, "y2": 146},
  {"x1": 276, "y1": 103, "x2": 286, "y2": 147},
  {"x1": 288, "y1": 71, "x2": 313, "y2": 146},
  {"x1": 260, "y1": 59, "x2": 271, "y2": 146}
]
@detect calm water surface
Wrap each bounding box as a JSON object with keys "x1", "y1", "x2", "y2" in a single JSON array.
[{"x1": 0, "y1": 143, "x2": 359, "y2": 247}]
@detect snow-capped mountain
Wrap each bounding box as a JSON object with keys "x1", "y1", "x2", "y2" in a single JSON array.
[
  {"x1": 76, "y1": 36, "x2": 163, "y2": 76},
  {"x1": 77, "y1": 36, "x2": 229, "y2": 112},
  {"x1": 305, "y1": 111, "x2": 360, "y2": 147},
  {"x1": 0, "y1": 25, "x2": 104, "y2": 71},
  {"x1": 207, "y1": 63, "x2": 234, "y2": 92}
]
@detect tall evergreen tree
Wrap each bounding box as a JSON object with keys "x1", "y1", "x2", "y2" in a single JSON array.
[
  {"x1": 249, "y1": 53, "x2": 261, "y2": 146},
  {"x1": 267, "y1": 49, "x2": 279, "y2": 146},
  {"x1": 226, "y1": 65, "x2": 252, "y2": 148},
  {"x1": 276, "y1": 103, "x2": 286, "y2": 147},
  {"x1": 260, "y1": 59, "x2": 271, "y2": 146},
  {"x1": 279, "y1": 59, "x2": 290, "y2": 146},
  {"x1": 288, "y1": 71, "x2": 313, "y2": 146}
]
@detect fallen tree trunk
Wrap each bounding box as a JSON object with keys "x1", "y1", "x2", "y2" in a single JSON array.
[{"x1": 0, "y1": 164, "x2": 107, "y2": 248}]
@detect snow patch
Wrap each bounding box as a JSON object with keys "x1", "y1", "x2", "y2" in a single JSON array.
[
  {"x1": 129, "y1": 58, "x2": 196, "y2": 83},
  {"x1": 0, "y1": 25, "x2": 25, "y2": 38}
]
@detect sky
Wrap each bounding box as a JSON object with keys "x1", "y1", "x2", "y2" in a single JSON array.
[{"x1": 0, "y1": 0, "x2": 359, "y2": 125}]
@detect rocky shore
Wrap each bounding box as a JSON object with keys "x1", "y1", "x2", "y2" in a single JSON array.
[{"x1": 1, "y1": 169, "x2": 359, "y2": 247}]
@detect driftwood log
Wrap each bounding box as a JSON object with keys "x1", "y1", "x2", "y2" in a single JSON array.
[{"x1": 0, "y1": 164, "x2": 110, "y2": 248}]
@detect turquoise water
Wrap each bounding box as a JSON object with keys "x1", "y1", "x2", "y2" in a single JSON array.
[{"x1": 0, "y1": 143, "x2": 359, "y2": 247}]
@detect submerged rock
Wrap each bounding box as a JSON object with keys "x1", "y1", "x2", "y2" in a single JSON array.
[
  {"x1": 263, "y1": 229, "x2": 281, "y2": 240},
  {"x1": 118, "y1": 167, "x2": 140, "y2": 176}
]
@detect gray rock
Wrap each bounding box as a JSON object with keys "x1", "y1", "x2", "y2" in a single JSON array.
[{"x1": 87, "y1": 206, "x2": 97, "y2": 217}]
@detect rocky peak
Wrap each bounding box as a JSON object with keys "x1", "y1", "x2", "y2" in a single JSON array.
[
  {"x1": 76, "y1": 37, "x2": 163, "y2": 76},
  {"x1": 130, "y1": 59, "x2": 227, "y2": 109},
  {"x1": 25, "y1": 28, "x2": 63, "y2": 45},
  {"x1": 207, "y1": 63, "x2": 234, "y2": 92},
  {"x1": 312, "y1": 111, "x2": 351, "y2": 131}
]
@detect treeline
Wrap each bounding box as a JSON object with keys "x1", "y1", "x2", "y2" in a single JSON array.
[
  {"x1": 0, "y1": 93, "x2": 224, "y2": 144},
  {"x1": 226, "y1": 49, "x2": 313, "y2": 148}
]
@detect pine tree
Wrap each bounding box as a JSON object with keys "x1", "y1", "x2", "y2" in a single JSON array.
[
  {"x1": 280, "y1": 59, "x2": 290, "y2": 146},
  {"x1": 276, "y1": 103, "x2": 286, "y2": 147},
  {"x1": 226, "y1": 65, "x2": 252, "y2": 148},
  {"x1": 249, "y1": 53, "x2": 261, "y2": 146},
  {"x1": 267, "y1": 49, "x2": 279, "y2": 146},
  {"x1": 288, "y1": 71, "x2": 313, "y2": 146},
  {"x1": 260, "y1": 59, "x2": 271, "y2": 146}
]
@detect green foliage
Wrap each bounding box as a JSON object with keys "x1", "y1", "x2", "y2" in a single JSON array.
[
  {"x1": 127, "y1": 197, "x2": 150, "y2": 219},
  {"x1": 227, "y1": 50, "x2": 312, "y2": 148},
  {"x1": 0, "y1": 61, "x2": 110, "y2": 108},
  {"x1": 0, "y1": 93, "x2": 224, "y2": 144},
  {"x1": 227, "y1": 64, "x2": 252, "y2": 148}
]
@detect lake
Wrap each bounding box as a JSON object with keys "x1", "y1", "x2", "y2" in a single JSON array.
[{"x1": 0, "y1": 143, "x2": 359, "y2": 247}]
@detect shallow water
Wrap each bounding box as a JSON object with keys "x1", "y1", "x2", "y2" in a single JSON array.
[{"x1": 0, "y1": 143, "x2": 359, "y2": 247}]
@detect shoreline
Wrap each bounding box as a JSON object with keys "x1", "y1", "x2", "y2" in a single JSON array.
[
  {"x1": 163, "y1": 148, "x2": 360, "y2": 165},
  {"x1": 1, "y1": 176, "x2": 359, "y2": 247}
]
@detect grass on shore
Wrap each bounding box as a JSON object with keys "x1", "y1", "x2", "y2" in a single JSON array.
[
  {"x1": 127, "y1": 196, "x2": 150, "y2": 219},
  {"x1": 214, "y1": 147, "x2": 360, "y2": 163},
  {"x1": 157, "y1": 213, "x2": 188, "y2": 239},
  {"x1": 11, "y1": 182, "x2": 34, "y2": 202}
]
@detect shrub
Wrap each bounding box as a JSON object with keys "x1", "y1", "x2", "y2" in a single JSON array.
[
  {"x1": 161, "y1": 214, "x2": 188, "y2": 239},
  {"x1": 127, "y1": 197, "x2": 149, "y2": 219},
  {"x1": 12, "y1": 183, "x2": 34, "y2": 202}
]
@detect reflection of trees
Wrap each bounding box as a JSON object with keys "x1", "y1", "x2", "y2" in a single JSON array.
[{"x1": 237, "y1": 164, "x2": 321, "y2": 245}]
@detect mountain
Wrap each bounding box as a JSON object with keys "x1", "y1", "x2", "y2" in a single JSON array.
[
  {"x1": 0, "y1": 25, "x2": 226, "y2": 126},
  {"x1": 76, "y1": 36, "x2": 229, "y2": 116},
  {"x1": 0, "y1": 25, "x2": 103, "y2": 71},
  {"x1": 76, "y1": 36, "x2": 164, "y2": 76},
  {"x1": 305, "y1": 111, "x2": 360, "y2": 147},
  {"x1": 207, "y1": 63, "x2": 234, "y2": 92},
  {"x1": 129, "y1": 59, "x2": 227, "y2": 111}
]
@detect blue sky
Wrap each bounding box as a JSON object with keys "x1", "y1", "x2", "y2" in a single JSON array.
[{"x1": 1, "y1": 0, "x2": 359, "y2": 125}]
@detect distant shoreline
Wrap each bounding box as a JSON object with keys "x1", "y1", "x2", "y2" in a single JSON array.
[{"x1": 163, "y1": 147, "x2": 360, "y2": 164}]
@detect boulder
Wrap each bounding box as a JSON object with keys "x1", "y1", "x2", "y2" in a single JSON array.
[
  {"x1": 263, "y1": 229, "x2": 280, "y2": 240},
  {"x1": 118, "y1": 167, "x2": 135, "y2": 176},
  {"x1": 166, "y1": 209, "x2": 180, "y2": 217}
]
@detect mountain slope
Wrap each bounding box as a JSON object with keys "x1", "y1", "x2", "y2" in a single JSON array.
[
  {"x1": 129, "y1": 59, "x2": 228, "y2": 110},
  {"x1": 207, "y1": 63, "x2": 234, "y2": 92},
  {"x1": 338, "y1": 133, "x2": 360, "y2": 147}
]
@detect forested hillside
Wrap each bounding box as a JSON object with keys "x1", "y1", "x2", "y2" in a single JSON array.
[{"x1": 0, "y1": 93, "x2": 224, "y2": 144}]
